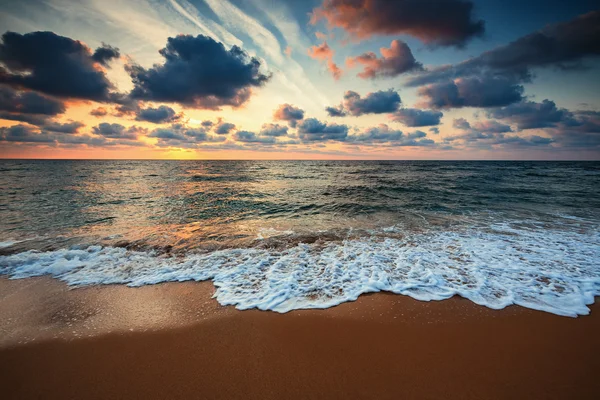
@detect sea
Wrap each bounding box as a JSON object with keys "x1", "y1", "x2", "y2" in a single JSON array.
[{"x1": 1, "y1": 160, "x2": 599, "y2": 316}]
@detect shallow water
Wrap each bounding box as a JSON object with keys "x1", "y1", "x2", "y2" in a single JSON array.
[{"x1": 1, "y1": 160, "x2": 599, "y2": 316}]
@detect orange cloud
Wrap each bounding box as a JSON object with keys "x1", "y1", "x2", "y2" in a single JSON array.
[
  {"x1": 346, "y1": 40, "x2": 422, "y2": 79},
  {"x1": 327, "y1": 60, "x2": 343, "y2": 80},
  {"x1": 307, "y1": 41, "x2": 334, "y2": 60},
  {"x1": 308, "y1": 41, "x2": 342, "y2": 80}
]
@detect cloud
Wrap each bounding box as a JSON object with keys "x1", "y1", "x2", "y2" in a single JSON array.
[
  {"x1": 0, "y1": 86, "x2": 66, "y2": 116},
  {"x1": 346, "y1": 40, "x2": 422, "y2": 79},
  {"x1": 445, "y1": 128, "x2": 553, "y2": 149},
  {"x1": 392, "y1": 108, "x2": 443, "y2": 127},
  {"x1": 214, "y1": 121, "x2": 236, "y2": 135},
  {"x1": 417, "y1": 74, "x2": 524, "y2": 109},
  {"x1": 307, "y1": 41, "x2": 342, "y2": 80},
  {"x1": 325, "y1": 105, "x2": 346, "y2": 117},
  {"x1": 90, "y1": 107, "x2": 108, "y2": 117},
  {"x1": 0, "y1": 31, "x2": 118, "y2": 101},
  {"x1": 407, "y1": 11, "x2": 600, "y2": 87},
  {"x1": 0, "y1": 124, "x2": 55, "y2": 143},
  {"x1": 307, "y1": 41, "x2": 334, "y2": 60},
  {"x1": 550, "y1": 111, "x2": 600, "y2": 148},
  {"x1": 92, "y1": 123, "x2": 145, "y2": 139},
  {"x1": 327, "y1": 60, "x2": 343, "y2": 80},
  {"x1": 485, "y1": 100, "x2": 600, "y2": 148},
  {"x1": 0, "y1": 111, "x2": 48, "y2": 126},
  {"x1": 297, "y1": 118, "x2": 348, "y2": 141},
  {"x1": 349, "y1": 124, "x2": 435, "y2": 146},
  {"x1": 330, "y1": 89, "x2": 402, "y2": 116},
  {"x1": 310, "y1": 0, "x2": 484, "y2": 47},
  {"x1": 42, "y1": 120, "x2": 85, "y2": 134},
  {"x1": 446, "y1": 116, "x2": 563, "y2": 149},
  {"x1": 453, "y1": 117, "x2": 512, "y2": 133},
  {"x1": 149, "y1": 123, "x2": 226, "y2": 148},
  {"x1": 260, "y1": 123, "x2": 288, "y2": 137},
  {"x1": 126, "y1": 34, "x2": 271, "y2": 109},
  {"x1": 273, "y1": 104, "x2": 305, "y2": 127},
  {"x1": 91, "y1": 44, "x2": 121, "y2": 67},
  {"x1": 488, "y1": 99, "x2": 571, "y2": 130},
  {"x1": 0, "y1": 124, "x2": 140, "y2": 147},
  {"x1": 234, "y1": 130, "x2": 276, "y2": 143},
  {"x1": 0, "y1": 87, "x2": 88, "y2": 133},
  {"x1": 453, "y1": 117, "x2": 471, "y2": 130},
  {"x1": 135, "y1": 105, "x2": 181, "y2": 124},
  {"x1": 315, "y1": 31, "x2": 328, "y2": 40}
]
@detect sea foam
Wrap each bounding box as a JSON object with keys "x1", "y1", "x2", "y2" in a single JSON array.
[{"x1": 1, "y1": 223, "x2": 599, "y2": 317}]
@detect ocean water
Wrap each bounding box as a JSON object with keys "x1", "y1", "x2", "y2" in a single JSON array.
[{"x1": 1, "y1": 160, "x2": 599, "y2": 316}]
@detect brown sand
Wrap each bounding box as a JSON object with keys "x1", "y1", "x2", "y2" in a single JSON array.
[{"x1": 0, "y1": 277, "x2": 599, "y2": 400}]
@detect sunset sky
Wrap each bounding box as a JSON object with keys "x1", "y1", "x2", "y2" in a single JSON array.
[{"x1": 0, "y1": 0, "x2": 599, "y2": 159}]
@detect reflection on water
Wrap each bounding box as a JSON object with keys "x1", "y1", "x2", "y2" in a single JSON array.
[{"x1": 1, "y1": 160, "x2": 599, "y2": 252}]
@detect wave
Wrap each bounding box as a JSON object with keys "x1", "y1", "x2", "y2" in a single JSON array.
[{"x1": 1, "y1": 223, "x2": 598, "y2": 317}]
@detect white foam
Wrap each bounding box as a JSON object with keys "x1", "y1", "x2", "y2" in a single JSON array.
[{"x1": 1, "y1": 224, "x2": 599, "y2": 317}]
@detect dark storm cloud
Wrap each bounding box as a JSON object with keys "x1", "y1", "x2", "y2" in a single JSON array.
[
  {"x1": 273, "y1": 104, "x2": 305, "y2": 127},
  {"x1": 417, "y1": 74, "x2": 524, "y2": 109},
  {"x1": 331, "y1": 89, "x2": 402, "y2": 117},
  {"x1": 550, "y1": 111, "x2": 600, "y2": 148},
  {"x1": 0, "y1": 111, "x2": 48, "y2": 125},
  {"x1": 92, "y1": 122, "x2": 145, "y2": 139},
  {"x1": 297, "y1": 118, "x2": 348, "y2": 141},
  {"x1": 214, "y1": 121, "x2": 236, "y2": 135},
  {"x1": 446, "y1": 115, "x2": 560, "y2": 149},
  {"x1": 126, "y1": 34, "x2": 271, "y2": 109},
  {"x1": 488, "y1": 100, "x2": 572, "y2": 130},
  {"x1": 0, "y1": 86, "x2": 66, "y2": 116},
  {"x1": 135, "y1": 105, "x2": 181, "y2": 124},
  {"x1": 92, "y1": 44, "x2": 120, "y2": 67},
  {"x1": 260, "y1": 123, "x2": 288, "y2": 137},
  {"x1": 0, "y1": 31, "x2": 118, "y2": 101},
  {"x1": 486, "y1": 100, "x2": 600, "y2": 148},
  {"x1": 392, "y1": 108, "x2": 443, "y2": 127},
  {"x1": 408, "y1": 11, "x2": 600, "y2": 88},
  {"x1": 349, "y1": 124, "x2": 435, "y2": 146},
  {"x1": 310, "y1": 0, "x2": 485, "y2": 47},
  {"x1": 346, "y1": 40, "x2": 423, "y2": 79}
]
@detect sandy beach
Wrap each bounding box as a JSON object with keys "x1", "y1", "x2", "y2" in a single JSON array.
[{"x1": 1, "y1": 277, "x2": 599, "y2": 400}]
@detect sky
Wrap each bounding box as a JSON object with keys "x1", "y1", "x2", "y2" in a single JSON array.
[{"x1": 0, "y1": 0, "x2": 599, "y2": 160}]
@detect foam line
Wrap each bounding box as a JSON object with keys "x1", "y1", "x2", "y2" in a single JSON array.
[{"x1": 1, "y1": 224, "x2": 598, "y2": 317}]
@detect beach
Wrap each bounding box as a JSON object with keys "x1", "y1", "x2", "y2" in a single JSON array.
[{"x1": 1, "y1": 277, "x2": 599, "y2": 400}]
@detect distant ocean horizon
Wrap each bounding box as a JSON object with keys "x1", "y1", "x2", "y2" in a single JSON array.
[{"x1": 1, "y1": 160, "x2": 599, "y2": 316}]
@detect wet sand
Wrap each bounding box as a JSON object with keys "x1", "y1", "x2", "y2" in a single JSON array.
[{"x1": 1, "y1": 277, "x2": 599, "y2": 400}]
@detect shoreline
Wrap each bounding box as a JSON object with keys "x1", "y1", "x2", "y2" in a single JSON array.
[{"x1": 1, "y1": 277, "x2": 599, "y2": 399}]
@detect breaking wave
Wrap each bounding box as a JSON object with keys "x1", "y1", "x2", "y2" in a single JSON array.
[{"x1": 2, "y1": 223, "x2": 598, "y2": 317}]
